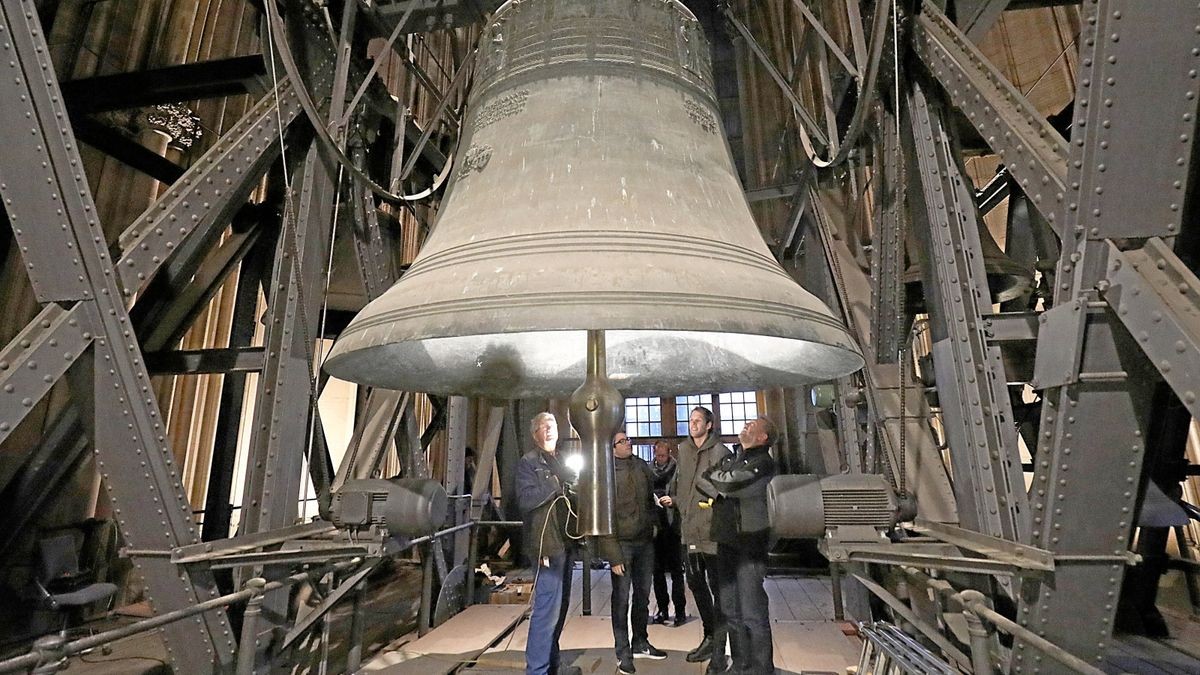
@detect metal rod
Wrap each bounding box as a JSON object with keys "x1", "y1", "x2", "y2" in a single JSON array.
[
  {"x1": 466, "y1": 523, "x2": 480, "y2": 607},
  {"x1": 830, "y1": 563, "x2": 845, "y2": 621},
  {"x1": 0, "y1": 560, "x2": 359, "y2": 674},
  {"x1": 237, "y1": 578, "x2": 267, "y2": 675},
  {"x1": 958, "y1": 594, "x2": 1105, "y2": 675},
  {"x1": 852, "y1": 574, "x2": 972, "y2": 670},
  {"x1": 581, "y1": 545, "x2": 593, "y2": 616},
  {"x1": 958, "y1": 592, "x2": 993, "y2": 675},
  {"x1": 419, "y1": 542, "x2": 434, "y2": 636},
  {"x1": 347, "y1": 579, "x2": 366, "y2": 672}
]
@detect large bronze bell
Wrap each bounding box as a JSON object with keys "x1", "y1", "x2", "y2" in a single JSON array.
[
  {"x1": 324, "y1": 0, "x2": 864, "y2": 400},
  {"x1": 903, "y1": 218, "x2": 1033, "y2": 310}
]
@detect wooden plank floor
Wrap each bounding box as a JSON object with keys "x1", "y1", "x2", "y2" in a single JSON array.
[{"x1": 362, "y1": 565, "x2": 860, "y2": 674}]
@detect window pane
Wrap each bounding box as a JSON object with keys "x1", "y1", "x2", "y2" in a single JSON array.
[
  {"x1": 650, "y1": 407, "x2": 661, "y2": 422},
  {"x1": 677, "y1": 421, "x2": 688, "y2": 436},
  {"x1": 651, "y1": 422, "x2": 661, "y2": 435},
  {"x1": 639, "y1": 422, "x2": 650, "y2": 436}
]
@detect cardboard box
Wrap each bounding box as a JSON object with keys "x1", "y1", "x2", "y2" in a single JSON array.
[{"x1": 488, "y1": 581, "x2": 534, "y2": 605}]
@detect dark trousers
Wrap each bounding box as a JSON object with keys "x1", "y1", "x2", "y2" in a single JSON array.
[
  {"x1": 610, "y1": 539, "x2": 655, "y2": 659},
  {"x1": 526, "y1": 551, "x2": 574, "y2": 675},
  {"x1": 652, "y1": 529, "x2": 685, "y2": 618},
  {"x1": 717, "y1": 541, "x2": 773, "y2": 675},
  {"x1": 686, "y1": 551, "x2": 727, "y2": 656}
]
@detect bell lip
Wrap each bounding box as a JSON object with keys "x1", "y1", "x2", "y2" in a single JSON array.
[
  {"x1": 323, "y1": 326, "x2": 866, "y2": 398},
  {"x1": 493, "y1": 0, "x2": 700, "y2": 22}
]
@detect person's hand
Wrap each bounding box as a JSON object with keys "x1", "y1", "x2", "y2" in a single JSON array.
[
  {"x1": 612, "y1": 564, "x2": 625, "y2": 576},
  {"x1": 658, "y1": 495, "x2": 674, "y2": 507}
]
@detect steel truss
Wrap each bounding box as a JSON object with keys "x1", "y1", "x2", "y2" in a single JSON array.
[
  {"x1": 4, "y1": 0, "x2": 1200, "y2": 673},
  {"x1": 0, "y1": 0, "x2": 472, "y2": 672},
  {"x1": 731, "y1": 0, "x2": 1200, "y2": 672}
]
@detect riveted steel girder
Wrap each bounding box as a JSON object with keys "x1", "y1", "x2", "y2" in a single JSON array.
[
  {"x1": 1104, "y1": 239, "x2": 1200, "y2": 419},
  {"x1": 905, "y1": 82, "x2": 1028, "y2": 545},
  {"x1": 913, "y1": 4, "x2": 1068, "y2": 234},
  {"x1": 0, "y1": 304, "x2": 91, "y2": 445},
  {"x1": 115, "y1": 78, "x2": 309, "y2": 300},
  {"x1": 1017, "y1": 2, "x2": 1200, "y2": 671},
  {"x1": 0, "y1": 0, "x2": 234, "y2": 667}
]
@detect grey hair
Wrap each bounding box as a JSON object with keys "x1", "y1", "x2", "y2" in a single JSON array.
[{"x1": 530, "y1": 412, "x2": 556, "y2": 438}]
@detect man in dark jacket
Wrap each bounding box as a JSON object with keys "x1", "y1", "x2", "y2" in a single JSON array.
[
  {"x1": 598, "y1": 431, "x2": 668, "y2": 674},
  {"x1": 516, "y1": 412, "x2": 578, "y2": 675},
  {"x1": 706, "y1": 416, "x2": 779, "y2": 675},
  {"x1": 650, "y1": 440, "x2": 686, "y2": 626},
  {"x1": 669, "y1": 406, "x2": 730, "y2": 672}
]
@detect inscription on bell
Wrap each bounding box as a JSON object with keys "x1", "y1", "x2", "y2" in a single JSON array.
[
  {"x1": 685, "y1": 98, "x2": 719, "y2": 135},
  {"x1": 476, "y1": 89, "x2": 530, "y2": 129}
]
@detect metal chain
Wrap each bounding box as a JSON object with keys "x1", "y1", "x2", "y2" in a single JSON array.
[{"x1": 898, "y1": 345, "x2": 908, "y2": 496}]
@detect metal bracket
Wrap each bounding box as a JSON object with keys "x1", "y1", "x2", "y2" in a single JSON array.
[{"x1": 1030, "y1": 299, "x2": 1090, "y2": 390}]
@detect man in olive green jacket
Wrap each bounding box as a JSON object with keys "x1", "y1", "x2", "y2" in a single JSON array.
[{"x1": 665, "y1": 406, "x2": 730, "y2": 672}]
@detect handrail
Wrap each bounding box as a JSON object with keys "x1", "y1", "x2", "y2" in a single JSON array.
[
  {"x1": 0, "y1": 559, "x2": 360, "y2": 674},
  {"x1": 0, "y1": 519, "x2": 493, "y2": 674},
  {"x1": 955, "y1": 590, "x2": 1105, "y2": 675}
]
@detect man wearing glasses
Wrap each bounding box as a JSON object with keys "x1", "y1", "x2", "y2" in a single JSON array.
[{"x1": 597, "y1": 432, "x2": 668, "y2": 674}]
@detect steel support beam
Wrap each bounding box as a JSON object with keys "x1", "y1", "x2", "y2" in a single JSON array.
[
  {"x1": 952, "y1": 0, "x2": 1011, "y2": 42},
  {"x1": 1104, "y1": 239, "x2": 1200, "y2": 420},
  {"x1": 0, "y1": 0, "x2": 234, "y2": 667},
  {"x1": 0, "y1": 304, "x2": 90, "y2": 445},
  {"x1": 240, "y1": 145, "x2": 335, "y2": 536},
  {"x1": 905, "y1": 82, "x2": 1027, "y2": 544},
  {"x1": 1017, "y1": 3, "x2": 1200, "y2": 671},
  {"x1": 72, "y1": 115, "x2": 186, "y2": 184},
  {"x1": 115, "y1": 77, "x2": 314, "y2": 300},
  {"x1": 143, "y1": 347, "x2": 266, "y2": 375},
  {"x1": 870, "y1": 112, "x2": 906, "y2": 364},
  {"x1": 61, "y1": 55, "x2": 268, "y2": 114},
  {"x1": 806, "y1": 188, "x2": 959, "y2": 523},
  {"x1": 913, "y1": 4, "x2": 1068, "y2": 233}
]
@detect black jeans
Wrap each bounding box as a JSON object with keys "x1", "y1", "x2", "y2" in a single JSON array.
[
  {"x1": 610, "y1": 539, "x2": 655, "y2": 659},
  {"x1": 717, "y1": 540, "x2": 773, "y2": 675},
  {"x1": 686, "y1": 551, "x2": 727, "y2": 657},
  {"x1": 652, "y1": 529, "x2": 685, "y2": 618}
]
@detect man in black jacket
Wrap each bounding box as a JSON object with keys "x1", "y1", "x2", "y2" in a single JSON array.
[
  {"x1": 650, "y1": 440, "x2": 686, "y2": 625},
  {"x1": 516, "y1": 412, "x2": 579, "y2": 675},
  {"x1": 598, "y1": 431, "x2": 668, "y2": 674},
  {"x1": 706, "y1": 416, "x2": 779, "y2": 675}
]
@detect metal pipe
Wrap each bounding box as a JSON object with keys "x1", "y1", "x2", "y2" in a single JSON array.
[
  {"x1": 0, "y1": 560, "x2": 359, "y2": 674},
  {"x1": 3, "y1": 520, "x2": 487, "y2": 674},
  {"x1": 466, "y1": 522, "x2": 480, "y2": 606},
  {"x1": 29, "y1": 635, "x2": 66, "y2": 674},
  {"x1": 419, "y1": 542, "x2": 434, "y2": 636},
  {"x1": 347, "y1": 579, "x2": 366, "y2": 672},
  {"x1": 237, "y1": 578, "x2": 267, "y2": 675},
  {"x1": 956, "y1": 593, "x2": 1105, "y2": 675},
  {"x1": 581, "y1": 545, "x2": 593, "y2": 616},
  {"x1": 958, "y1": 591, "x2": 994, "y2": 675},
  {"x1": 830, "y1": 563, "x2": 845, "y2": 621},
  {"x1": 851, "y1": 574, "x2": 972, "y2": 670}
]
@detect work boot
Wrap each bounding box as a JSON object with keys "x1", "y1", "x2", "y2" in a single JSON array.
[{"x1": 686, "y1": 635, "x2": 713, "y2": 663}]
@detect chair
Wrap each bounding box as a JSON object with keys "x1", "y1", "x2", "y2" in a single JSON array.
[{"x1": 34, "y1": 532, "x2": 118, "y2": 637}]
